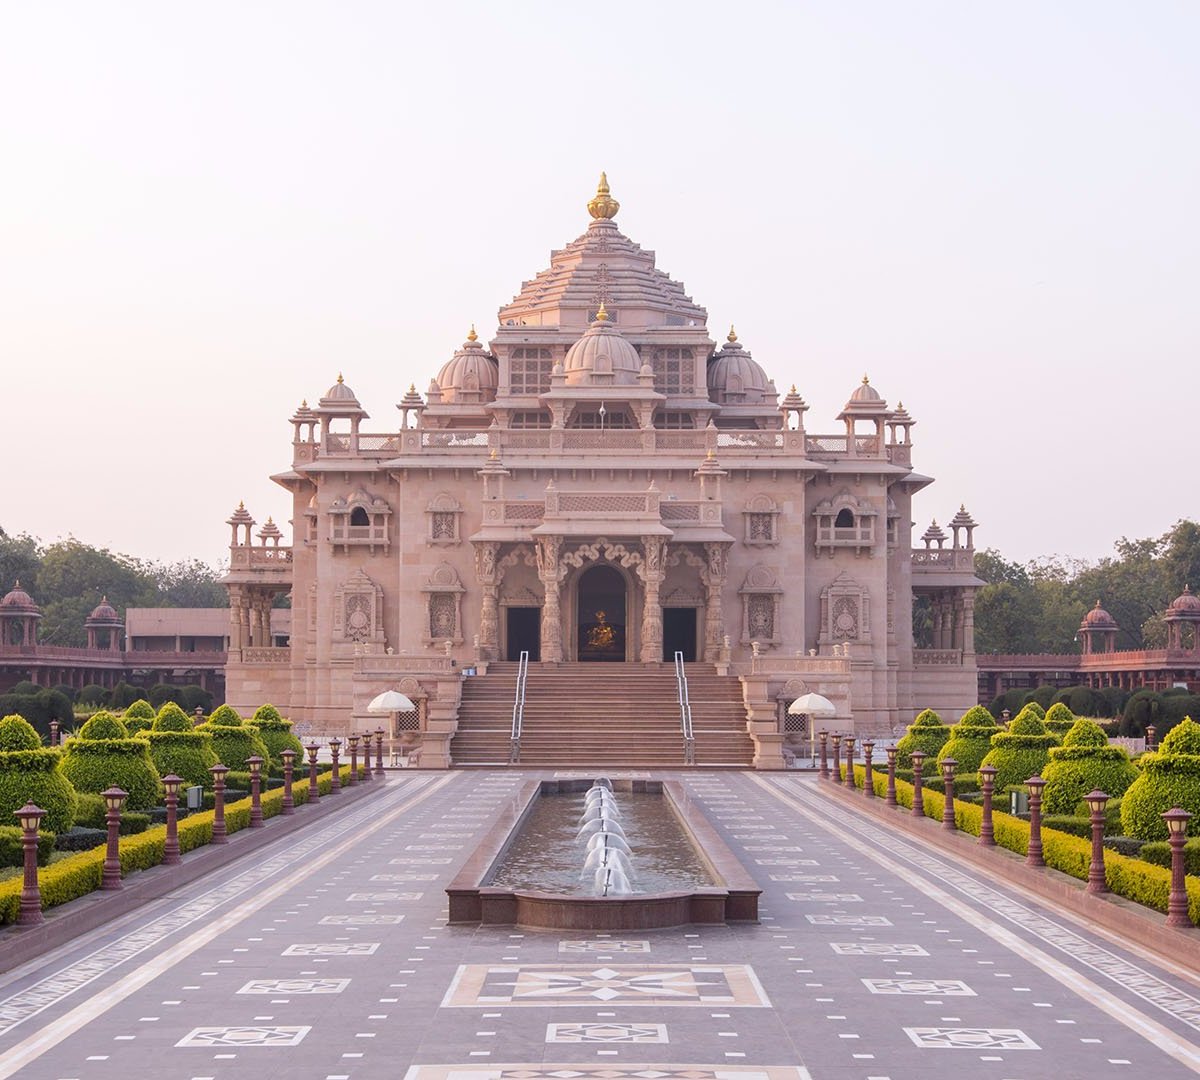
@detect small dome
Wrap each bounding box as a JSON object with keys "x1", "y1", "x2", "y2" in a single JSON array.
[
  {"x1": 87, "y1": 596, "x2": 120, "y2": 624},
  {"x1": 1168, "y1": 585, "x2": 1200, "y2": 615},
  {"x1": 436, "y1": 329, "x2": 499, "y2": 403},
  {"x1": 1081, "y1": 600, "x2": 1117, "y2": 628},
  {"x1": 708, "y1": 330, "x2": 772, "y2": 404},
  {"x1": 848, "y1": 374, "x2": 885, "y2": 406},
  {"x1": 323, "y1": 373, "x2": 358, "y2": 402},
  {"x1": 0, "y1": 581, "x2": 37, "y2": 612},
  {"x1": 562, "y1": 306, "x2": 641, "y2": 385}
]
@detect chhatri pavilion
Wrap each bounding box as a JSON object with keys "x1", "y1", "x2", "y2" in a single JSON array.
[{"x1": 222, "y1": 175, "x2": 982, "y2": 768}]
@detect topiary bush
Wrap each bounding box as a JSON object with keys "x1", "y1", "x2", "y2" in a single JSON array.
[
  {"x1": 0, "y1": 826, "x2": 55, "y2": 868},
  {"x1": 1139, "y1": 836, "x2": 1200, "y2": 876},
  {"x1": 179, "y1": 685, "x2": 213, "y2": 714},
  {"x1": 1120, "y1": 689, "x2": 1162, "y2": 738},
  {"x1": 1042, "y1": 718, "x2": 1139, "y2": 814},
  {"x1": 894, "y1": 709, "x2": 950, "y2": 769},
  {"x1": 152, "y1": 701, "x2": 194, "y2": 732},
  {"x1": 979, "y1": 706, "x2": 1059, "y2": 794},
  {"x1": 146, "y1": 729, "x2": 218, "y2": 788},
  {"x1": 0, "y1": 714, "x2": 78, "y2": 833},
  {"x1": 122, "y1": 699, "x2": 156, "y2": 734},
  {"x1": 1021, "y1": 700, "x2": 1046, "y2": 722},
  {"x1": 78, "y1": 685, "x2": 108, "y2": 708},
  {"x1": 1025, "y1": 686, "x2": 1057, "y2": 712},
  {"x1": 197, "y1": 712, "x2": 269, "y2": 773},
  {"x1": 1044, "y1": 702, "x2": 1077, "y2": 737},
  {"x1": 207, "y1": 704, "x2": 243, "y2": 727},
  {"x1": 60, "y1": 710, "x2": 162, "y2": 811},
  {"x1": 1120, "y1": 717, "x2": 1200, "y2": 841},
  {"x1": 936, "y1": 705, "x2": 998, "y2": 774},
  {"x1": 250, "y1": 704, "x2": 304, "y2": 768}
]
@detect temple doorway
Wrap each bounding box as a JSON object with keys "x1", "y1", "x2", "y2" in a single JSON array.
[
  {"x1": 505, "y1": 607, "x2": 540, "y2": 661},
  {"x1": 576, "y1": 565, "x2": 627, "y2": 662},
  {"x1": 663, "y1": 608, "x2": 698, "y2": 661}
]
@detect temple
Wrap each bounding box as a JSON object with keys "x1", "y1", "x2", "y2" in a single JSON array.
[{"x1": 221, "y1": 175, "x2": 983, "y2": 767}]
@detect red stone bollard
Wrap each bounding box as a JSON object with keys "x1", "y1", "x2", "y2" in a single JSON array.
[
  {"x1": 162, "y1": 774, "x2": 183, "y2": 864},
  {"x1": 1163, "y1": 807, "x2": 1193, "y2": 928},
  {"x1": 843, "y1": 735, "x2": 856, "y2": 790},
  {"x1": 15, "y1": 802, "x2": 45, "y2": 926},
  {"x1": 862, "y1": 740, "x2": 875, "y2": 798},
  {"x1": 978, "y1": 765, "x2": 997, "y2": 846},
  {"x1": 1025, "y1": 776, "x2": 1046, "y2": 867},
  {"x1": 885, "y1": 745, "x2": 898, "y2": 807},
  {"x1": 347, "y1": 734, "x2": 359, "y2": 787},
  {"x1": 910, "y1": 751, "x2": 926, "y2": 818},
  {"x1": 247, "y1": 756, "x2": 265, "y2": 828},
  {"x1": 101, "y1": 786, "x2": 128, "y2": 888},
  {"x1": 374, "y1": 728, "x2": 386, "y2": 778},
  {"x1": 306, "y1": 743, "x2": 320, "y2": 802},
  {"x1": 210, "y1": 765, "x2": 229, "y2": 845},
  {"x1": 280, "y1": 749, "x2": 296, "y2": 815},
  {"x1": 818, "y1": 731, "x2": 829, "y2": 779},
  {"x1": 940, "y1": 758, "x2": 958, "y2": 830},
  {"x1": 830, "y1": 733, "x2": 842, "y2": 785}
]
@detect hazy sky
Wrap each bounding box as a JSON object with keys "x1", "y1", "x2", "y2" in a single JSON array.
[{"x1": 2, "y1": 2, "x2": 1196, "y2": 573}]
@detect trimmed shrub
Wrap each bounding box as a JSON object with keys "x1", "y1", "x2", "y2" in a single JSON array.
[
  {"x1": 1042, "y1": 718, "x2": 1139, "y2": 814},
  {"x1": 894, "y1": 709, "x2": 950, "y2": 768},
  {"x1": 979, "y1": 706, "x2": 1059, "y2": 794},
  {"x1": 1120, "y1": 689, "x2": 1163, "y2": 738},
  {"x1": 1025, "y1": 686, "x2": 1057, "y2": 711},
  {"x1": 78, "y1": 685, "x2": 108, "y2": 707},
  {"x1": 69, "y1": 794, "x2": 149, "y2": 834},
  {"x1": 197, "y1": 720, "x2": 269, "y2": 773},
  {"x1": 207, "y1": 704, "x2": 243, "y2": 727},
  {"x1": 1043, "y1": 702, "x2": 1077, "y2": 737},
  {"x1": 937, "y1": 705, "x2": 998, "y2": 774},
  {"x1": 0, "y1": 826, "x2": 55, "y2": 867},
  {"x1": 0, "y1": 715, "x2": 78, "y2": 833},
  {"x1": 147, "y1": 684, "x2": 185, "y2": 710},
  {"x1": 123, "y1": 699, "x2": 155, "y2": 723},
  {"x1": 109, "y1": 682, "x2": 142, "y2": 710},
  {"x1": 1022, "y1": 700, "x2": 1046, "y2": 722},
  {"x1": 1162, "y1": 695, "x2": 1200, "y2": 739},
  {"x1": 1139, "y1": 837, "x2": 1200, "y2": 876},
  {"x1": 178, "y1": 685, "x2": 213, "y2": 714},
  {"x1": 48, "y1": 683, "x2": 78, "y2": 704},
  {"x1": 10, "y1": 682, "x2": 38, "y2": 696},
  {"x1": 1120, "y1": 718, "x2": 1200, "y2": 841},
  {"x1": 61, "y1": 711, "x2": 162, "y2": 810},
  {"x1": 0, "y1": 691, "x2": 74, "y2": 740},
  {"x1": 250, "y1": 705, "x2": 304, "y2": 767},
  {"x1": 152, "y1": 701, "x2": 194, "y2": 732},
  {"x1": 146, "y1": 730, "x2": 218, "y2": 788},
  {"x1": 54, "y1": 827, "x2": 106, "y2": 851}
]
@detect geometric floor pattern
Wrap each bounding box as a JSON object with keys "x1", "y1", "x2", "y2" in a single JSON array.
[{"x1": 545, "y1": 1022, "x2": 670, "y2": 1043}]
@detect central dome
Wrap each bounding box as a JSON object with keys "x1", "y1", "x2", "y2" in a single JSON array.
[{"x1": 562, "y1": 306, "x2": 641, "y2": 385}]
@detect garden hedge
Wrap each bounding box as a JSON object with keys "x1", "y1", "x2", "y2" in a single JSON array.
[
  {"x1": 196, "y1": 720, "x2": 270, "y2": 774},
  {"x1": 0, "y1": 715, "x2": 78, "y2": 833},
  {"x1": 0, "y1": 765, "x2": 352, "y2": 924},
  {"x1": 844, "y1": 763, "x2": 1200, "y2": 925},
  {"x1": 894, "y1": 709, "x2": 950, "y2": 768},
  {"x1": 979, "y1": 706, "x2": 1059, "y2": 793},
  {"x1": 250, "y1": 705, "x2": 305, "y2": 768},
  {"x1": 1140, "y1": 837, "x2": 1200, "y2": 876},
  {"x1": 152, "y1": 701, "x2": 193, "y2": 732},
  {"x1": 1120, "y1": 718, "x2": 1200, "y2": 841},
  {"x1": 0, "y1": 825, "x2": 56, "y2": 868},
  {"x1": 60, "y1": 711, "x2": 163, "y2": 811},
  {"x1": 146, "y1": 730, "x2": 219, "y2": 789},
  {"x1": 1043, "y1": 702, "x2": 1077, "y2": 737},
  {"x1": 936, "y1": 705, "x2": 998, "y2": 774},
  {"x1": 1042, "y1": 718, "x2": 1139, "y2": 815}
]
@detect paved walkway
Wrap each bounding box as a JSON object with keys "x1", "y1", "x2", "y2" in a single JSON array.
[{"x1": 0, "y1": 770, "x2": 1198, "y2": 1079}]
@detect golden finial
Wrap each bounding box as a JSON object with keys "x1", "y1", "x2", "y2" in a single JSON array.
[
  {"x1": 467, "y1": 324, "x2": 478, "y2": 342},
  {"x1": 489, "y1": 446, "x2": 499, "y2": 460},
  {"x1": 595, "y1": 302, "x2": 609, "y2": 322},
  {"x1": 301, "y1": 398, "x2": 308, "y2": 407},
  {"x1": 706, "y1": 448, "x2": 716, "y2": 461},
  {"x1": 337, "y1": 373, "x2": 344, "y2": 384},
  {"x1": 238, "y1": 500, "x2": 245, "y2": 510},
  {"x1": 790, "y1": 384, "x2": 797, "y2": 394},
  {"x1": 408, "y1": 383, "x2": 416, "y2": 393},
  {"x1": 897, "y1": 400, "x2": 903, "y2": 408},
  {"x1": 862, "y1": 374, "x2": 870, "y2": 385},
  {"x1": 727, "y1": 325, "x2": 737, "y2": 343},
  {"x1": 587, "y1": 171, "x2": 620, "y2": 220}
]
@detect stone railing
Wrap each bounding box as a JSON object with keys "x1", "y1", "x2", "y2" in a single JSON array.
[
  {"x1": 913, "y1": 649, "x2": 965, "y2": 666},
  {"x1": 239, "y1": 647, "x2": 290, "y2": 664},
  {"x1": 354, "y1": 654, "x2": 456, "y2": 675},
  {"x1": 911, "y1": 548, "x2": 974, "y2": 571},
  {"x1": 228, "y1": 546, "x2": 293, "y2": 569},
  {"x1": 0, "y1": 644, "x2": 225, "y2": 666},
  {"x1": 716, "y1": 431, "x2": 784, "y2": 450},
  {"x1": 749, "y1": 653, "x2": 853, "y2": 676},
  {"x1": 978, "y1": 647, "x2": 1200, "y2": 671}
]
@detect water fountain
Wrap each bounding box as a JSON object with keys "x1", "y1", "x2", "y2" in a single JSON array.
[{"x1": 446, "y1": 777, "x2": 760, "y2": 929}]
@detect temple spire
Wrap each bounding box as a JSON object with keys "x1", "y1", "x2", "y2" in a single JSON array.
[{"x1": 587, "y1": 171, "x2": 620, "y2": 220}]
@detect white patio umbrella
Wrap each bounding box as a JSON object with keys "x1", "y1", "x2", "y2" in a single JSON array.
[
  {"x1": 787, "y1": 692, "x2": 837, "y2": 765},
  {"x1": 367, "y1": 690, "x2": 415, "y2": 713}
]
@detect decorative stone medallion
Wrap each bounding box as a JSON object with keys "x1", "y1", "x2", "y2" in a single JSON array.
[
  {"x1": 903, "y1": 1027, "x2": 1039, "y2": 1050},
  {"x1": 176, "y1": 1025, "x2": 311, "y2": 1047}
]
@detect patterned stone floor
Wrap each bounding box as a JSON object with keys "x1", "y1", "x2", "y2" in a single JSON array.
[{"x1": 0, "y1": 769, "x2": 1198, "y2": 1079}]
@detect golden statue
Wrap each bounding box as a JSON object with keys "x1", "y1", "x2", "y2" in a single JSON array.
[{"x1": 586, "y1": 609, "x2": 616, "y2": 649}]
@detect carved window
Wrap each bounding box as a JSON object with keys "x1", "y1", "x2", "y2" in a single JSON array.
[
  {"x1": 649, "y1": 347, "x2": 695, "y2": 395},
  {"x1": 421, "y1": 562, "x2": 466, "y2": 646},
  {"x1": 834, "y1": 508, "x2": 854, "y2": 528},
  {"x1": 328, "y1": 490, "x2": 391, "y2": 553},
  {"x1": 426, "y1": 493, "x2": 463, "y2": 546},
  {"x1": 508, "y1": 347, "x2": 554, "y2": 394},
  {"x1": 743, "y1": 494, "x2": 780, "y2": 547},
  {"x1": 819, "y1": 571, "x2": 870, "y2": 645},
  {"x1": 812, "y1": 491, "x2": 877, "y2": 556},
  {"x1": 332, "y1": 569, "x2": 385, "y2": 647},
  {"x1": 510, "y1": 409, "x2": 551, "y2": 428},
  {"x1": 739, "y1": 564, "x2": 783, "y2": 648},
  {"x1": 568, "y1": 407, "x2": 634, "y2": 429},
  {"x1": 653, "y1": 411, "x2": 695, "y2": 429}
]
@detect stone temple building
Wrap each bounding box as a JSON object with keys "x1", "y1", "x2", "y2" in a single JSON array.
[{"x1": 222, "y1": 176, "x2": 981, "y2": 768}]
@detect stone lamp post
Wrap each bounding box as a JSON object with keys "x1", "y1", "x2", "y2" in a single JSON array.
[
  {"x1": 101, "y1": 787, "x2": 128, "y2": 890},
  {"x1": 15, "y1": 802, "x2": 45, "y2": 926},
  {"x1": 306, "y1": 742, "x2": 320, "y2": 801},
  {"x1": 280, "y1": 749, "x2": 296, "y2": 815},
  {"x1": 162, "y1": 774, "x2": 184, "y2": 865},
  {"x1": 1025, "y1": 776, "x2": 1046, "y2": 868},
  {"x1": 374, "y1": 728, "x2": 386, "y2": 777},
  {"x1": 978, "y1": 765, "x2": 997, "y2": 846},
  {"x1": 862, "y1": 740, "x2": 875, "y2": 798},
  {"x1": 843, "y1": 735, "x2": 856, "y2": 790},
  {"x1": 329, "y1": 739, "x2": 342, "y2": 793},
  {"x1": 1162, "y1": 807, "x2": 1193, "y2": 928},
  {"x1": 817, "y1": 731, "x2": 829, "y2": 779},
  {"x1": 830, "y1": 733, "x2": 842, "y2": 785},
  {"x1": 910, "y1": 751, "x2": 926, "y2": 818},
  {"x1": 347, "y1": 734, "x2": 360, "y2": 786},
  {"x1": 209, "y1": 765, "x2": 229, "y2": 845},
  {"x1": 1084, "y1": 790, "x2": 1109, "y2": 894},
  {"x1": 884, "y1": 746, "x2": 898, "y2": 807},
  {"x1": 247, "y1": 756, "x2": 265, "y2": 828},
  {"x1": 940, "y1": 758, "x2": 958, "y2": 829}
]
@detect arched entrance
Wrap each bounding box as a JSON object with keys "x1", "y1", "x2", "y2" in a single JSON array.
[{"x1": 576, "y1": 564, "x2": 627, "y2": 662}]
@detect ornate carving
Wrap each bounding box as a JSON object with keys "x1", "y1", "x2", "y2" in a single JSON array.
[
  {"x1": 748, "y1": 595, "x2": 775, "y2": 639},
  {"x1": 420, "y1": 562, "x2": 465, "y2": 646},
  {"x1": 819, "y1": 570, "x2": 871, "y2": 645},
  {"x1": 739, "y1": 564, "x2": 783, "y2": 648},
  {"x1": 333, "y1": 568, "x2": 385, "y2": 647}
]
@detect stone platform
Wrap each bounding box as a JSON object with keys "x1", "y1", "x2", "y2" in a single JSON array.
[{"x1": 0, "y1": 770, "x2": 1197, "y2": 1079}]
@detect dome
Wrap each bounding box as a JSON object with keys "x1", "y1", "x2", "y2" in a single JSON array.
[
  {"x1": 0, "y1": 581, "x2": 37, "y2": 612},
  {"x1": 325, "y1": 374, "x2": 357, "y2": 401},
  {"x1": 1081, "y1": 600, "x2": 1117, "y2": 628},
  {"x1": 848, "y1": 374, "x2": 885, "y2": 406},
  {"x1": 708, "y1": 328, "x2": 772, "y2": 404},
  {"x1": 435, "y1": 329, "x2": 499, "y2": 403},
  {"x1": 1167, "y1": 585, "x2": 1200, "y2": 616},
  {"x1": 87, "y1": 596, "x2": 120, "y2": 623},
  {"x1": 562, "y1": 306, "x2": 641, "y2": 385}
]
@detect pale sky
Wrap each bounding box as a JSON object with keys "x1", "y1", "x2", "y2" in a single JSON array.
[{"x1": 2, "y1": 2, "x2": 1196, "y2": 572}]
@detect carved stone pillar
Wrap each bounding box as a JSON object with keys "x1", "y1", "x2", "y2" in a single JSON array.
[
  {"x1": 229, "y1": 591, "x2": 244, "y2": 651},
  {"x1": 961, "y1": 590, "x2": 975, "y2": 657},
  {"x1": 702, "y1": 541, "x2": 729, "y2": 663},
  {"x1": 536, "y1": 536, "x2": 563, "y2": 662},
  {"x1": 640, "y1": 537, "x2": 667, "y2": 663},
  {"x1": 474, "y1": 541, "x2": 501, "y2": 660}
]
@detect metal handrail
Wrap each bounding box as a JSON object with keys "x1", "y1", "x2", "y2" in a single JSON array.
[
  {"x1": 674, "y1": 650, "x2": 695, "y2": 765},
  {"x1": 509, "y1": 650, "x2": 529, "y2": 764}
]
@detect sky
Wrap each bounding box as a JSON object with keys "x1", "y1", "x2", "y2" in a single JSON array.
[{"x1": 1, "y1": 1, "x2": 1196, "y2": 572}]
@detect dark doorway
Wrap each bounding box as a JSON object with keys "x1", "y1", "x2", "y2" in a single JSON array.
[
  {"x1": 506, "y1": 607, "x2": 540, "y2": 661},
  {"x1": 663, "y1": 608, "x2": 698, "y2": 662},
  {"x1": 577, "y1": 565, "x2": 627, "y2": 661}
]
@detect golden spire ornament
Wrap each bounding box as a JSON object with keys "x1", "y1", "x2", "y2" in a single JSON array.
[
  {"x1": 728, "y1": 325, "x2": 738, "y2": 343},
  {"x1": 467, "y1": 324, "x2": 478, "y2": 342},
  {"x1": 587, "y1": 171, "x2": 620, "y2": 219},
  {"x1": 595, "y1": 301, "x2": 610, "y2": 322}
]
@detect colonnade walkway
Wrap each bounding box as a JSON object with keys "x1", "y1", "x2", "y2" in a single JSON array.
[{"x1": 0, "y1": 770, "x2": 1198, "y2": 1079}]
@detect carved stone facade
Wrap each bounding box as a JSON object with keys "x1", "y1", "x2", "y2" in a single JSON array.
[{"x1": 222, "y1": 176, "x2": 982, "y2": 746}]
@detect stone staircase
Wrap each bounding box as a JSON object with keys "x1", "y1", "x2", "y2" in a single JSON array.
[{"x1": 450, "y1": 662, "x2": 755, "y2": 768}]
